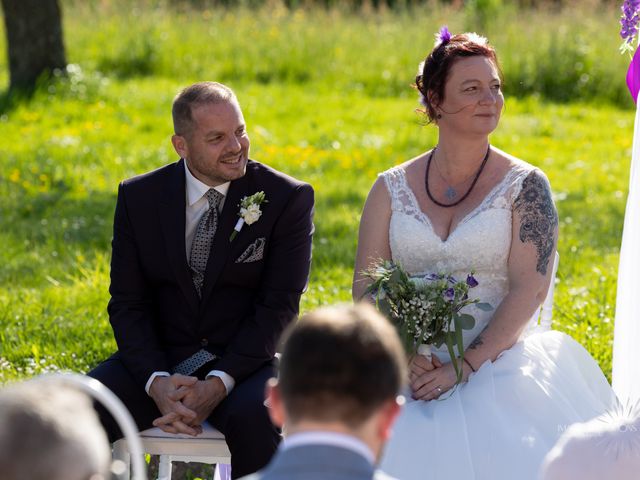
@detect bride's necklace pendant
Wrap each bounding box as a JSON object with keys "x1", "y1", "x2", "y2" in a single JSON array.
[
  {"x1": 445, "y1": 186, "x2": 457, "y2": 200},
  {"x1": 425, "y1": 144, "x2": 491, "y2": 208}
]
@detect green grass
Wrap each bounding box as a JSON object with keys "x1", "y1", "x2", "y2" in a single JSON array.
[{"x1": 0, "y1": 2, "x2": 633, "y2": 383}]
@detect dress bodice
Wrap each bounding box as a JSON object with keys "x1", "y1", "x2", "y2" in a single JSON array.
[
  {"x1": 378, "y1": 165, "x2": 616, "y2": 480},
  {"x1": 380, "y1": 163, "x2": 533, "y2": 356}
]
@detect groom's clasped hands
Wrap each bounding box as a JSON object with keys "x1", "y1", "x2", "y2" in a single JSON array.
[{"x1": 148, "y1": 374, "x2": 227, "y2": 435}]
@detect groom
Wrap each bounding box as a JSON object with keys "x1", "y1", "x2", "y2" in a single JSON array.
[{"x1": 89, "y1": 81, "x2": 315, "y2": 478}]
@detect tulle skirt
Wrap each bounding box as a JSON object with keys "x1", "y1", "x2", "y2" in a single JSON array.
[{"x1": 379, "y1": 331, "x2": 617, "y2": 480}]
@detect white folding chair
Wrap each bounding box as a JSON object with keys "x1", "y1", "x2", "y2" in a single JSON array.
[
  {"x1": 522, "y1": 251, "x2": 560, "y2": 337},
  {"x1": 113, "y1": 422, "x2": 231, "y2": 480}
]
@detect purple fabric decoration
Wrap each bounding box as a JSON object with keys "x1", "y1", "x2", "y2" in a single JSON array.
[
  {"x1": 627, "y1": 44, "x2": 640, "y2": 103},
  {"x1": 216, "y1": 463, "x2": 232, "y2": 480}
]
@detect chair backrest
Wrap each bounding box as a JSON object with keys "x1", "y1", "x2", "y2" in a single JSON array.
[{"x1": 521, "y1": 251, "x2": 560, "y2": 338}]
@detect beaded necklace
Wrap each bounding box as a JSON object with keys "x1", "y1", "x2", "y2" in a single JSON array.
[{"x1": 424, "y1": 145, "x2": 491, "y2": 208}]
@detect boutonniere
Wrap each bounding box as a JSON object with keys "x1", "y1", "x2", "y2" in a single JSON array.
[{"x1": 229, "y1": 191, "x2": 267, "y2": 241}]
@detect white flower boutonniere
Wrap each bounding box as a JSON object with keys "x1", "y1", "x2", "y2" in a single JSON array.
[{"x1": 230, "y1": 191, "x2": 267, "y2": 241}]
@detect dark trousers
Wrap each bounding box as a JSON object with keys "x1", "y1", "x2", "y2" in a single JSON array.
[{"x1": 88, "y1": 354, "x2": 280, "y2": 479}]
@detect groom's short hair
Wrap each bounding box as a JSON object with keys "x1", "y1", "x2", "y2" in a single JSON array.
[
  {"x1": 278, "y1": 303, "x2": 406, "y2": 427},
  {"x1": 172, "y1": 81, "x2": 237, "y2": 137}
]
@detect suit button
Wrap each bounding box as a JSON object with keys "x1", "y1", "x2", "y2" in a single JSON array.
[{"x1": 200, "y1": 338, "x2": 208, "y2": 347}]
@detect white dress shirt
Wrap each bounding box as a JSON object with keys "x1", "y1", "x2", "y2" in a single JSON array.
[
  {"x1": 282, "y1": 431, "x2": 375, "y2": 465},
  {"x1": 144, "y1": 160, "x2": 235, "y2": 396}
]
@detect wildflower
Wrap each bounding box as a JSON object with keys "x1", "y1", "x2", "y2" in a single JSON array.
[
  {"x1": 466, "y1": 274, "x2": 479, "y2": 288},
  {"x1": 621, "y1": 1, "x2": 640, "y2": 48}
]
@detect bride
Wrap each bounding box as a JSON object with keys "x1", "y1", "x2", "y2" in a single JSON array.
[{"x1": 352, "y1": 29, "x2": 616, "y2": 479}]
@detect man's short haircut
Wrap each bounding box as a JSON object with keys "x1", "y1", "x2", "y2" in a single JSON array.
[
  {"x1": 172, "y1": 81, "x2": 237, "y2": 137},
  {"x1": 0, "y1": 381, "x2": 110, "y2": 480},
  {"x1": 278, "y1": 303, "x2": 407, "y2": 427}
]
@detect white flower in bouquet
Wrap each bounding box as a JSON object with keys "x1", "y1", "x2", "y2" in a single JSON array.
[{"x1": 363, "y1": 260, "x2": 492, "y2": 386}]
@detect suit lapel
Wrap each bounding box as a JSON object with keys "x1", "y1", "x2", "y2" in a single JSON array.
[
  {"x1": 159, "y1": 159, "x2": 200, "y2": 315},
  {"x1": 199, "y1": 166, "x2": 253, "y2": 306}
]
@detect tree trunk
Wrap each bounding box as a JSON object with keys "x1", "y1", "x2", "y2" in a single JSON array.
[{"x1": 1, "y1": 0, "x2": 66, "y2": 91}]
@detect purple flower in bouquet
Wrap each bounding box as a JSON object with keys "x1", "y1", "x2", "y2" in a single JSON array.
[
  {"x1": 621, "y1": 0, "x2": 640, "y2": 50},
  {"x1": 363, "y1": 260, "x2": 493, "y2": 386},
  {"x1": 466, "y1": 274, "x2": 479, "y2": 288}
]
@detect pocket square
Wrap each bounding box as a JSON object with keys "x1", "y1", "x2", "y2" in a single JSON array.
[{"x1": 235, "y1": 237, "x2": 266, "y2": 263}]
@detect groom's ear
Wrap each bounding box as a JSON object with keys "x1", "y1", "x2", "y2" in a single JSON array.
[{"x1": 171, "y1": 134, "x2": 188, "y2": 159}]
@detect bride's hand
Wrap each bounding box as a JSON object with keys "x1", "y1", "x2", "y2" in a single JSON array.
[
  {"x1": 410, "y1": 362, "x2": 462, "y2": 401},
  {"x1": 408, "y1": 353, "x2": 442, "y2": 383}
]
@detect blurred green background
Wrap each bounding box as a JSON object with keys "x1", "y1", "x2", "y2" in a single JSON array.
[{"x1": 0, "y1": 0, "x2": 632, "y2": 382}]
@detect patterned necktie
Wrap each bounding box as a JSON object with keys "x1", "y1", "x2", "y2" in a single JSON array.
[{"x1": 189, "y1": 188, "x2": 224, "y2": 298}]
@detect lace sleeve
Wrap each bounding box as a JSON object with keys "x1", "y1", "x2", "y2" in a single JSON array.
[
  {"x1": 379, "y1": 167, "x2": 426, "y2": 223},
  {"x1": 380, "y1": 168, "x2": 403, "y2": 212}
]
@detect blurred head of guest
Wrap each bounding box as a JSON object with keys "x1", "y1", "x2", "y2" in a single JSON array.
[
  {"x1": 539, "y1": 403, "x2": 640, "y2": 480},
  {"x1": 267, "y1": 303, "x2": 407, "y2": 462},
  {"x1": 0, "y1": 380, "x2": 110, "y2": 480}
]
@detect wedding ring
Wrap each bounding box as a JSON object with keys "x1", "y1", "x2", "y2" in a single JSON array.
[{"x1": 435, "y1": 386, "x2": 442, "y2": 393}]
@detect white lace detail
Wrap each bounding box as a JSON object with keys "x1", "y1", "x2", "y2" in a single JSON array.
[{"x1": 380, "y1": 164, "x2": 533, "y2": 356}]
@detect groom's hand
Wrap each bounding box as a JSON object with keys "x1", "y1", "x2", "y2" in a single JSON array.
[
  {"x1": 179, "y1": 377, "x2": 227, "y2": 425},
  {"x1": 149, "y1": 374, "x2": 200, "y2": 435}
]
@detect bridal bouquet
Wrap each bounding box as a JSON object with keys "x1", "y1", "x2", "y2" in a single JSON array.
[{"x1": 364, "y1": 260, "x2": 492, "y2": 383}]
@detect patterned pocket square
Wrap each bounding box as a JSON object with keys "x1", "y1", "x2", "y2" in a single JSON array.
[{"x1": 235, "y1": 237, "x2": 266, "y2": 263}]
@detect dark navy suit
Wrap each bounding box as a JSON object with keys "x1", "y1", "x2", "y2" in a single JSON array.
[{"x1": 89, "y1": 159, "x2": 314, "y2": 478}]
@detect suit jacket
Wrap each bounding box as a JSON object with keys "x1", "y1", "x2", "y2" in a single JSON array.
[
  {"x1": 240, "y1": 444, "x2": 398, "y2": 480},
  {"x1": 107, "y1": 158, "x2": 314, "y2": 387}
]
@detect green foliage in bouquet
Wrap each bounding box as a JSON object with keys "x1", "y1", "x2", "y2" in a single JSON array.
[{"x1": 364, "y1": 260, "x2": 492, "y2": 383}]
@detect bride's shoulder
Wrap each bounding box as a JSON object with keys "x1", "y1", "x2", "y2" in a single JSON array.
[
  {"x1": 494, "y1": 148, "x2": 546, "y2": 180},
  {"x1": 378, "y1": 153, "x2": 429, "y2": 180}
]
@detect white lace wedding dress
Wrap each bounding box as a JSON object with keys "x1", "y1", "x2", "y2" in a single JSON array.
[{"x1": 378, "y1": 164, "x2": 617, "y2": 480}]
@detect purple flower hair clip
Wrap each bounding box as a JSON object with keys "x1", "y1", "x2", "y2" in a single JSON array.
[{"x1": 437, "y1": 25, "x2": 452, "y2": 46}]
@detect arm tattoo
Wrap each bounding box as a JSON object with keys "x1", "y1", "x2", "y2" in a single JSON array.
[
  {"x1": 468, "y1": 333, "x2": 485, "y2": 350},
  {"x1": 513, "y1": 170, "x2": 558, "y2": 275},
  {"x1": 468, "y1": 335, "x2": 484, "y2": 350}
]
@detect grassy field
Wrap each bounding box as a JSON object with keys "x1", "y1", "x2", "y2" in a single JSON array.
[{"x1": 0, "y1": 1, "x2": 633, "y2": 382}]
